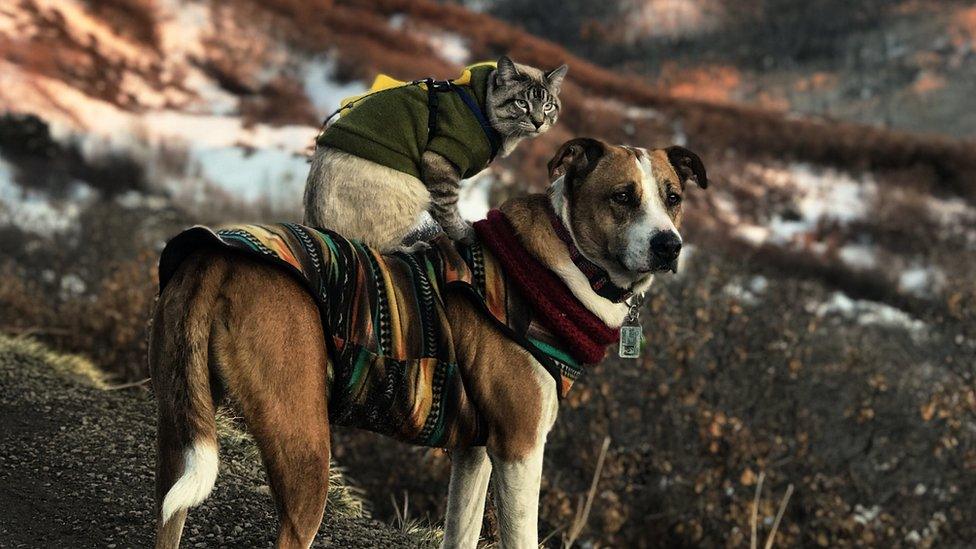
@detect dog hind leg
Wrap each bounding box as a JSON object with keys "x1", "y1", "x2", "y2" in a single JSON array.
[
  {"x1": 208, "y1": 260, "x2": 334, "y2": 549},
  {"x1": 150, "y1": 253, "x2": 225, "y2": 549},
  {"x1": 250, "y1": 410, "x2": 331, "y2": 549}
]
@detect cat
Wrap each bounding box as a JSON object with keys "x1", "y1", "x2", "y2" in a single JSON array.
[{"x1": 304, "y1": 56, "x2": 567, "y2": 251}]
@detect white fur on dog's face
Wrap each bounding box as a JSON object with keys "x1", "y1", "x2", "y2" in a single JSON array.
[
  {"x1": 620, "y1": 151, "x2": 682, "y2": 274},
  {"x1": 551, "y1": 143, "x2": 687, "y2": 288},
  {"x1": 545, "y1": 139, "x2": 706, "y2": 325}
]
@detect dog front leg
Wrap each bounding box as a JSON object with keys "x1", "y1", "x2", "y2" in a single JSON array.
[
  {"x1": 442, "y1": 446, "x2": 492, "y2": 549},
  {"x1": 488, "y1": 443, "x2": 545, "y2": 549}
]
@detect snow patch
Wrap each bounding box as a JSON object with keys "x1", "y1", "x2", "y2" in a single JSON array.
[
  {"x1": 898, "y1": 266, "x2": 944, "y2": 297},
  {"x1": 722, "y1": 275, "x2": 767, "y2": 304},
  {"x1": 853, "y1": 504, "x2": 882, "y2": 526},
  {"x1": 60, "y1": 273, "x2": 87, "y2": 298},
  {"x1": 458, "y1": 172, "x2": 493, "y2": 221},
  {"x1": 749, "y1": 275, "x2": 768, "y2": 293},
  {"x1": 386, "y1": 15, "x2": 469, "y2": 65},
  {"x1": 428, "y1": 32, "x2": 470, "y2": 65},
  {"x1": 723, "y1": 283, "x2": 757, "y2": 305},
  {"x1": 301, "y1": 57, "x2": 367, "y2": 117},
  {"x1": 2, "y1": 59, "x2": 314, "y2": 201},
  {"x1": 837, "y1": 243, "x2": 878, "y2": 270},
  {"x1": 746, "y1": 163, "x2": 876, "y2": 245},
  {"x1": 926, "y1": 195, "x2": 976, "y2": 225},
  {"x1": 115, "y1": 190, "x2": 170, "y2": 211},
  {"x1": 388, "y1": 14, "x2": 407, "y2": 29},
  {"x1": 0, "y1": 159, "x2": 88, "y2": 233},
  {"x1": 815, "y1": 292, "x2": 926, "y2": 333},
  {"x1": 192, "y1": 147, "x2": 308, "y2": 203}
]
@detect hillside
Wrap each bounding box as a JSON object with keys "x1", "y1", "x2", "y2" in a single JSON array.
[
  {"x1": 0, "y1": 0, "x2": 974, "y2": 546},
  {"x1": 485, "y1": 0, "x2": 976, "y2": 138},
  {"x1": 0, "y1": 335, "x2": 422, "y2": 548}
]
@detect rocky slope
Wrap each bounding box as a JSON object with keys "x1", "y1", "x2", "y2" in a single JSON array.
[{"x1": 0, "y1": 335, "x2": 422, "y2": 548}]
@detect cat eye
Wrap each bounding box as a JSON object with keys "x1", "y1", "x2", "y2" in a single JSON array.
[
  {"x1": 543, "y1": 101, "x2": 555, "y2": 112},
  {"x1": 514, "y1": 99, "x2": 528, "y2": 110},
  {"x1": 666, "y1": 192, "x2": 682, "y2": 207}
]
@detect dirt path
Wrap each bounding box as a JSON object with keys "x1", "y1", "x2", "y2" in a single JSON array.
[{"x1": 0, "y1": 337, "x2": 418, "y2": 548}]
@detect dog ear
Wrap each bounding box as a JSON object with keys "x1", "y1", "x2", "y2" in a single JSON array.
[
  {"x1": 548, "y1": 137, "x2": 605, "y2": 183},
  {"x1": 665, "y1": 146, "x2": 708, "y2": 189}
]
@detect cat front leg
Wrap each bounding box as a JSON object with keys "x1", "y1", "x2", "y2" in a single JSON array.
[{"x1": 422, "y1": 151, "x2": 476, "y2": 244}]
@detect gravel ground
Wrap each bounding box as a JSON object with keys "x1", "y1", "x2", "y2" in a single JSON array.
[{"x1": 0, "y1": 336, "x2": 419, "y2": 548}]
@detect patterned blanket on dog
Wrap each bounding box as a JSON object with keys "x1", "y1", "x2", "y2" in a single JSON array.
[{"x1": 158, "y1": 223, "x2": 586, "y2": 448}]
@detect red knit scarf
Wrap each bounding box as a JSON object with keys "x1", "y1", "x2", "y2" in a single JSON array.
[{"x1": 473, "y1": 209, "x2": 620, "y2": 364}]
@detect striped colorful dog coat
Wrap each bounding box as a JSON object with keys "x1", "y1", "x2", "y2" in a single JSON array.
[{"x1": 159, "y1": 218, "x2": 611, "y2": 449}]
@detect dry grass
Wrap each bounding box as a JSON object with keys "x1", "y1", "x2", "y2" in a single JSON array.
[
  {"x1": 562, "y1": 436, "x2": 611, "y2": 548},
  {"x1": 749, "y1": 472, "x2": 795, "y2": 549},
  {"x1": 389, "y1": 491, "x2": 443, "y2": 548},
  {"x1": 0, "y1": 334, "x2": 108, "y2": 389}
]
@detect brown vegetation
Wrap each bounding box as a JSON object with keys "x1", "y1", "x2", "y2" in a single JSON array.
[{"x1": 80, "y1": 0, "x2": 161, "y2": 47}]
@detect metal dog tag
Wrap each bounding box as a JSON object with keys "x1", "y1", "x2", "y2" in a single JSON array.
[
  {"x1": 619, "y1": 323, "x2": 643, "y2": 359},
  {"x1": 618, "y1": 297, "x2": 645, "y2": 359}
]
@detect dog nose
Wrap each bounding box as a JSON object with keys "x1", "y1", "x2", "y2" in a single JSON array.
[{"x1": 650, "y1": 231, "x2": 682, "y2": 261}]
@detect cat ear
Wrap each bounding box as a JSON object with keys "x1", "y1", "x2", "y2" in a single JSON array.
[
  {"x1": 665, "y1": 146, "x2": 708, "y2": 189},
  {"x1": 548, "y1": 137, "x2": 605, "y2": 183},
  {"x1": 495, "y1": 55, "x2": 521, "y2": 84},
  {"x1": 545, "y1": 64, "x2": 568, "y2": 93}
]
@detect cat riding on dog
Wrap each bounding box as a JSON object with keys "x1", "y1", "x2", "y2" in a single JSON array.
[{"x1": 304, "y1": 56, "x2": 567, "y2": 251}]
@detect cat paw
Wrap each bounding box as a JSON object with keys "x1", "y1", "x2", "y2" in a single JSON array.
[
  {"x1": 397, "y1": 240, "x2": 431, "y2": 254},
  {"x1": 446, "y1": 223, "x2": 476, "y2": 245}
]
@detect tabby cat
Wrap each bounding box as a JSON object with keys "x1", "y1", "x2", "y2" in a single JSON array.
[{"x1": 304, "y1": 56, "x2": 567, "y2": 251}]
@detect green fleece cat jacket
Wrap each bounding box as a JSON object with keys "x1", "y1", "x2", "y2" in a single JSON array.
[{"x1": 316, "y1": 64, "x2": 497, "y2": 180}]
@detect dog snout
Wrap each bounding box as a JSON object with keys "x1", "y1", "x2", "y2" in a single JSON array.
[{"x1": 650, "y1": 231, "x2": 682, "y2": 262}]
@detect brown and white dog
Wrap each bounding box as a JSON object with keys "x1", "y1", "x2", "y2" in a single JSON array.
[{"x1": 149, "y1": 137, "x2": 707, "y2": 549}]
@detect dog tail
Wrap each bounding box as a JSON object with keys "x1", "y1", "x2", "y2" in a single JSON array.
[
  {"x1": 151, "y1": 253, "x2": 223, "y2": 547},
  {"x1": 160, "y1": 440, "x2": 219, "y2": 525}
]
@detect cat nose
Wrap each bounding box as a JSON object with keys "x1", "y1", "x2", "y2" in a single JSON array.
[{"x1": 532, "y1": 119, "x2": 544, "y2": 130}]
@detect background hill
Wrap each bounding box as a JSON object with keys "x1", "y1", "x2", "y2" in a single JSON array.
[
  {"x1": 482, "y1": 0, "x2": 976, "y2": 138},
  {"x1": 0, "y1": 0, "x2": 974, "y2": 547}
]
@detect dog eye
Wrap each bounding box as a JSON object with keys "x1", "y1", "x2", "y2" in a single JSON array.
[
  {"x1": 666, "y1": 192, "x2": 682, "y2": 207},
  {"x1": 611, "y1": 191, "x2": 633, "y2": 205},
  {"x1": 515, "y1": 99, "x2": 528, "y2": 110}
]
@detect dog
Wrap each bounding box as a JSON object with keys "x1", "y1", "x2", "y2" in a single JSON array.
[{"x1": 149, "y1": 137, "x2": 707, "y2": 549}]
